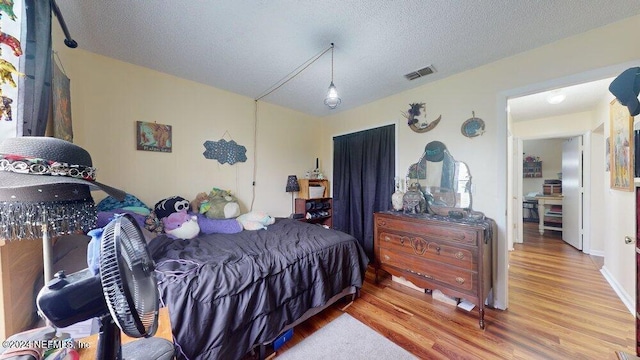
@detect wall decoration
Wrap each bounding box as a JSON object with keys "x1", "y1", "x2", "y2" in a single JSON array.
[
  {"x1": 461, "y1": 111, "x2": 485, "y2": 137},
  {"x1": 402, "y1": 102, "x2": 441, "y2": 133},
  {"x1": 0, "y1": 95, "x2": 12, "y2": 121},
  {"x1": 0, "y1": 58, "x2": 22, "y2": 87},
  {"x1": 0, "y1": 0, "x2": 22, "y2": 141},
  {"x1": 52, "y1": 60, "x2": 72, "y2": 141},
  {"x1": 523, "y1": 155, "x2": 542, "y2": 178},
  {"x1": 609, "y1": 99, "x2": 633, "y2": 191},
  {"x1": 203, "y1": 139, "x2": 247, "y2": 165},
  {"x1": 136, "y1": 121, "x2": 172, "y2": 152}
]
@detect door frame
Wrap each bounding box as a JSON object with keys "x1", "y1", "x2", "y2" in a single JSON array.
[{"x1": 497, "y1": 60, "x2": 637, "y2": 310}]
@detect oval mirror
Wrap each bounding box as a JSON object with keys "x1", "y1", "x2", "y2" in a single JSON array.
[{"x1": 406, "y1": 141, "x2": 472, "y2": 212}]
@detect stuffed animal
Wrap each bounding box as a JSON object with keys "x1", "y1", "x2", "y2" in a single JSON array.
[
  {"x1": 163, "y1": 211, "x2": 200, "y2": 240},
  {"x1": 192, "y1": 188, "x2": 241, "y2": 219},
  {"x1": 236, "y1": 211, "x2": 275, "y2": 231},
  {"x1": 154, "y1": 196, "x2": 191, "y2": 219}
]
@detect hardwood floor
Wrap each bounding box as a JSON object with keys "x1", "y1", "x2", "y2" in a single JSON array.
[{"x1": 276, "y1": 223, "x2": 635, "y2": 359}]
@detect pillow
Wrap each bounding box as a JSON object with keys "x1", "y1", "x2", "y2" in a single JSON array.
[
  {"x1": 97, "y1": 193, "x2": 150, "y2": 212},
  {"x1": 197, "y1": 213, "x2": 242, "y2": 234}
]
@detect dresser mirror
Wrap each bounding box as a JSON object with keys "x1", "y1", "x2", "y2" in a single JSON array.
[{"x1": 406, "y1": 141, "x2": 472, "y2": 213}]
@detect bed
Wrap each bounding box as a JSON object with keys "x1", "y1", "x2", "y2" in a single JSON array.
[{"x1": 147, "y1": 217, "x2": 369, "y2": 360}]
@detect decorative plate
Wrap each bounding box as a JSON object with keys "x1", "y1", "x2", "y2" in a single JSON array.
[{"x1": 461, "y1": 114, "x2": 485, "y2": 138}]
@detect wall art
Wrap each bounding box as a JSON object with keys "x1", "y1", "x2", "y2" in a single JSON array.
[
  {"x1": 402, "y1": 102, "x2": 441, "y2": 133},
  {"x1": 136, "y1": 121, "x2": 172, "y2": 152},
  {"x1": 203, "y1": 139, "x2": 247, "y2": 165},
  {"x1": 609, "y1": 99, "x2": 633, "y2": 191},
  {"x1": 461, "y1": 112, "x2": 485, "y2": 138}
]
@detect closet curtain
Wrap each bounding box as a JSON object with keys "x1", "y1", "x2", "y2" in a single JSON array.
[
  {"x1": 21, "y1": 0, "x2": 52, "y2": 137},
  {"x1": 333, "y1": 124, "x2": 394, "y2": 258}
]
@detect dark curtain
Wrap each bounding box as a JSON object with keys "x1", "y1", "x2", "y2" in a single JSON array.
[
  {"x1": 333, "y1": 124, "x2": 395, "y2": 258},
  {"x1": 21, "y1": 0, "x2": 52, "y2": 136}
]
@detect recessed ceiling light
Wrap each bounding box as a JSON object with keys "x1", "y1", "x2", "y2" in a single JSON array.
[{"x1": 546, "y1": 91, "x2": 566, "y2": 104}]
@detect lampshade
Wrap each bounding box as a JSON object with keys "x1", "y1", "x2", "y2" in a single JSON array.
[
  {"x1": 324, "y1": 81, "x2": 341, "y2": 109},
  {"x1": 0, "y1": 183, "x2": 96, "y2": 240},
  {"x1": 324, "y1": 43, "x2": 341, "y2": 109},
  {"x1": 286, "y1": 175, "x2": 300, "y2": 192}
]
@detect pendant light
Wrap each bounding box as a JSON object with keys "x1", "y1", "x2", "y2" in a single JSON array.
[{"x1": 324, "y1": 43, "x2": 341, "y2": 109}]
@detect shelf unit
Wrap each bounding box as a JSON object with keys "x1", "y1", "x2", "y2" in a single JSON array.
[
  {"x1": 297, "y1": 179, "x2": 329, "y2": 199},
  {"x1": 523, "y1": 161, "x2": 542, "y2": 178},
  {"x1": 295, "y1": 198, "x2": 332, "y2": 228},
  {"x1": 537, "y1": 196, "x2": 562, "y2": 234}
]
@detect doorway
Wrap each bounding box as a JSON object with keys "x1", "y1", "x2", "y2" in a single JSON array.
[{"x1": 499, "y1": 66, "x2": 631, "y2": 310}]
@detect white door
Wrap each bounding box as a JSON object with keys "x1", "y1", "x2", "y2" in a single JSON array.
[{"x1": 562, "y1": 136, "x2": 583, "y2": 250}]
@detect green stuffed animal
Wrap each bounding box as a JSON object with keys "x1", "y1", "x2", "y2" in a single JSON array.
[{"x1": 193, "y1": 188, "x2": 241, "y2": 219}]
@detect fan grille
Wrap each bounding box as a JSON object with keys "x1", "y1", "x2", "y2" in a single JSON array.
[{"x1": 100, "y1": 214, "x2": 158, "y2": 338}]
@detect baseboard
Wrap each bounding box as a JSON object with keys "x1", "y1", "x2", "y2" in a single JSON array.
[
  {"x1": 588, "y1": 249, "x2": 605, "y2": 257},
  {"x1": 600, "y1": 265, "x2": 634, "y2": 316}
]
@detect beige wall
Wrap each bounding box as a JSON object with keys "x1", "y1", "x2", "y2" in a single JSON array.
[
  {"x1": 320, "y1": 15, "x2": 640, "y2": 309},
  {"x1": 53, "y1": 42, "x2": 322, "y2": 218},
  {"x1": 53, "y1": 15, "x2": 640, "y2": 311}
]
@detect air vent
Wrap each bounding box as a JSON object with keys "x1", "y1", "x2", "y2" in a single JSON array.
[{"x1": 404, "y1": 65, "x2": 436, "y2": 81}]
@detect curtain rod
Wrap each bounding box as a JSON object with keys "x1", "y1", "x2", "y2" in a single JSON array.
[{"x1": 50, "y1": 0, "x2": 77, "y2": 48}]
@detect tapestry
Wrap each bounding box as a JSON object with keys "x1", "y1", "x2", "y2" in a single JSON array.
[{"x1": 52, "y1": 61, "x2": 73, "y2": 141}]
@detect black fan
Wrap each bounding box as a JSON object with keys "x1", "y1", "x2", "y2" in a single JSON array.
[{"x1": 37, "y1": 214, "x2": 174, "y2": 359}]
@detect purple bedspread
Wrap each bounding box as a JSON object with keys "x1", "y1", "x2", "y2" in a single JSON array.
[{"x1": 147, "y1": 218, "x2": 368, "y2": 360}]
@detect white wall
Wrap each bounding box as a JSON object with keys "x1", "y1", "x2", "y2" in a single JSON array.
[
  {"x1": 597, "y1": 93, "x2": 638, "y2": 313},
  {"x1": 320, "y1": 15, "x2": 640, "y2": 309},
  {"x1": 521, "y1": 139, "x2": 564, "y2": 195}
]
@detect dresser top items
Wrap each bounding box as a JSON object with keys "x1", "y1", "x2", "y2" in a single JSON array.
[{"x1": 403, "y1": 140, "x2": 490, "y2": 220}]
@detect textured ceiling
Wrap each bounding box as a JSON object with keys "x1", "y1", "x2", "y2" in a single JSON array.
[
  {"x1": 509, "y1": 78, "x2": 615, "y2": 123},
  {"x1": 54, "y1": 1, "x2": 640, "y2": 117}
]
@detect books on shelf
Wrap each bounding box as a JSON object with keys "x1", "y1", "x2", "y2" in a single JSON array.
[{"x1": 546, "y1": 205, "x2": 562, "y2": 216}]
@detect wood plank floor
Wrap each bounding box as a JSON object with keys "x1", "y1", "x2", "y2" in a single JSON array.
[{"x1": 276, "y1": 223, "x2": 636, "y2": 359}]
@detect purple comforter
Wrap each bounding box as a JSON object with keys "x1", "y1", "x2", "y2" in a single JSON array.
[{"x1": 148, "y1": 218, "x2": 368, "y2": 360}]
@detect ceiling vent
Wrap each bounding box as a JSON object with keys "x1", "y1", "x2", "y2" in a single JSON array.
[{"x1": 404, "y1": 65, "x2": 436, "y2": 81}]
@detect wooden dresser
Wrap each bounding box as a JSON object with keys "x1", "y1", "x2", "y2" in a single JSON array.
[{"x1": 373, "y1": 211, "x2": 494, "y2": 328}]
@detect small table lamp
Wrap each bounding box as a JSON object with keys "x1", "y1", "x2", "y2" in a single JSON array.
[{"x1": 285, "y1": 175, "x2": 300, "y2": 217}]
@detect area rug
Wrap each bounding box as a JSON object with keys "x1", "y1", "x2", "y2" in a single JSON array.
[{"x1": 277, "y1": 313, "x2": 417, "y2": 359}]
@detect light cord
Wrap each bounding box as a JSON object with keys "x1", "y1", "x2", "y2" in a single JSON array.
[
  {"x1": 251, "y1": 44, "x2": 334, "y2": 211},
  {"x1": 255, "y1": 44, "x2": 333, "y2": 101}
]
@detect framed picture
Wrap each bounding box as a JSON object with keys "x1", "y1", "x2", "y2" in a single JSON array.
[
  {"x1": 609, "y1": 99, "x2": 634, "y2": 191},
  {"x1": 136, "y1": 121, "x2": 172, "y2": 152}
]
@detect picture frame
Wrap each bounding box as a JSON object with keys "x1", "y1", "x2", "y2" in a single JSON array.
[
  {"x1": 609, "y1": 99, "x2": 634, "y2": 191},
  {"x1": 136, "y1": 121, "x2": 172, "y2": 152}
]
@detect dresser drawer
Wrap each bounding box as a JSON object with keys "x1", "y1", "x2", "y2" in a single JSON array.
[
  {"x1": 376, "y1": 216, "x2": 478, "y2": 246},
  {"x1": 378, "y1": 231, "x2": 475, "y2": 270},
  {"x1": 379, "y1": 247, "x2": 475, "y2": 292}
]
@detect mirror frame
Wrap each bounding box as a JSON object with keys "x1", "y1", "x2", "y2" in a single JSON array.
[{"x1": 406, "y1": 141, "x2": 472, "y2": 213}]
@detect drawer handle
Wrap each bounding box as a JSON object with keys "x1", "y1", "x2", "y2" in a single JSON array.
[
  {"x1": 411, "y1": 237, "x2": 427, "y2": 255},
  {"x1": 383, "y1": 255, "x2": 390, "y2": 261},
  {"x1": 384, "y1": 235, "x2": 391, "y2": 242},
  {"x1": 435, "y1": 246, "x2": 441, "y2": 255},
  {"x1": 455, "y1": 252, "x2": 465, "y2": 260},
  {"x1": 407, "y1": 269, "x2": 434, "y2": 280},
  {"x1": 455, "y1": 277, "x2": 465, "y2": 285},
  {"x1": 400, "y1": 236, "x2": 408, "y2": 245}
]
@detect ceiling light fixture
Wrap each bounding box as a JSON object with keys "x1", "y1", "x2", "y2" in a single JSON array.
[
  {"x1": 546, "y1": 91, "x2": 566, "y2": 104},
  {"x1": 324, "y1": 43, "x2": 341, "y2": 109}
]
